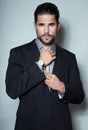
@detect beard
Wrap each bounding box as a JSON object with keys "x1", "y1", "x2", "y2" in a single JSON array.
[{"x1": 37, "y1": 33, "x2": 55, "y2": 46}]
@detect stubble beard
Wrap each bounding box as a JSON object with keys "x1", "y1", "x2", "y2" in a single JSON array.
[{"x1": 38, "y1": 34, "x2": 55, "y2": 46}]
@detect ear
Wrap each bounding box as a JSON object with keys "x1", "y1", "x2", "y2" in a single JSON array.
[{"x1": 57, "y1": 22, "x2": 61, "y2": 31}]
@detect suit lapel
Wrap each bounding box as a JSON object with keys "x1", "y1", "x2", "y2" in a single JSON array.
[
  {"x1": 53, "y1": 45, "x2": 65, "y2": 81},
  {"x1": 23, "y1": 40, "x2": 40, "y2": 69},
  {"x1": 29, "y1": 40, "x2": 40, "y2": 63}
]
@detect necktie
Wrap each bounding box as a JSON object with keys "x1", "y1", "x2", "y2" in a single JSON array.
[
  {"x1": 41, "y1": 46, "x2": 50, "y2": 73},
  {"x1": 45, "y1": 65, "x2": 51, "y2": 91},
  {"x1": 45, "y1": 64, "x2": 50, "y2": 73},
  {"x1": 41, "y1": 46, "x2": 51, "y2": 91}
]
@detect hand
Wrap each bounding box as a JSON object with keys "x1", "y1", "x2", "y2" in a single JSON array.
[
  {"x1": 44, "y1": 73, "x2": 65, "y2": 92},
  {"x1": 39, "y1": 48, "x2": 56, "y2": 66}
]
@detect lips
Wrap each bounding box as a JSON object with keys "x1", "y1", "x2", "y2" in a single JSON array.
[
  {"x1": 44, "y1": 35, "x2": 50, "y2": 39},
  {"x1": 42, "y1": 34, "x2": 51, "y2": 40}
]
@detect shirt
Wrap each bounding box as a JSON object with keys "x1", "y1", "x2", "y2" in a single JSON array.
[{"x1": 35, "y1": 38, "x2": 65, "y2": 99}]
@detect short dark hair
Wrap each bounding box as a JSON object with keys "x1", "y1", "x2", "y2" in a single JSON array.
[{"x1": 34, "y1": 2, "x2": 60, "y2": 23}]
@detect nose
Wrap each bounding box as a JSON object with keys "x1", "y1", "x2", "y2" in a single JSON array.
[{"x1": 44, "y1": 25, "x2": 49, "y2": 34}]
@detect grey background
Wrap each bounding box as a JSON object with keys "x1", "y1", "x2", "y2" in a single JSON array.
[{"x1": 0, "y1": 0, "x2": 88, "y2": 130}]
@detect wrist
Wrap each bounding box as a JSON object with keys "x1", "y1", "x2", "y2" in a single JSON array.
[
  {"x1": 57, "y1": 82, "x2": 65, "y2": 93},
  {"x1": 60, "y1": 82, "x2": 65, "y2": 93}
]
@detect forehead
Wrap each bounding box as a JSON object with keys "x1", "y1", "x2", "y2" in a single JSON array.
[{"x1": 37, "y1": 14, "x2": 56, "y2": 22}]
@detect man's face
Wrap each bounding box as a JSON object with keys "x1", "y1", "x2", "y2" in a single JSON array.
[{"x1": 34, "y1": 14, "x2": 60, "y2": 45}]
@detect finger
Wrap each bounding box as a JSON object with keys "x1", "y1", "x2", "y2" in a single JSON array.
[
  {"x1": 51, "y1": 52, "x2": 56, "y2": 56},
  {"x1": 44, "y1": 72, "x2": 49, "y2": 76},
  {"x1": 42, "y1": 48, "x2": 51, "y2": 51},
  {"x1": 46, "y1": 73, "x2": 56, "y2": 79},
  {"x1": 45, "y1": 73, "x2": 53, "y2": 79},
  {"x1": 45, "y1": 73, "x2": 51, "y2": 77},
  {"x1": 44, "y1": 79, "x2": 51, "y2": 86},
  {"x1": 45, "y1": 75, "x2": 50, "y2": 80},
  {"x1": 48, "y1": 49, "x2": 54, "y2": 54},
  {"x1": 52, "y1": 56, "x2": 56, "y2": 60}
]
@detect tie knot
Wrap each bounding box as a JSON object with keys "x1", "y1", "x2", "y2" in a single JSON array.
[{"x1": 40, "y1": 46, "x2": 50, "y2": 53}]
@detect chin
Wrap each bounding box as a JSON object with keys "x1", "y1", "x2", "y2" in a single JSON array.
[{"x1": 40, "y1": 39, "x2": 54, "y2": 45}]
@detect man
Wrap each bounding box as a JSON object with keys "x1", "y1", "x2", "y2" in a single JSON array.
[{"x1": 5, "y1": 2, "x2": 84, "y2": 130}]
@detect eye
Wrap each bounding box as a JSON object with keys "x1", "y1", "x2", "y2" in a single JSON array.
[
  {"x1": 38, "y1": 23, "x2": 44, "y2": 26},
  {"x1": 49, "y1": 23, "x2": 56, "y2": 27}
]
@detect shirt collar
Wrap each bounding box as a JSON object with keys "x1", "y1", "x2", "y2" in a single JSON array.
[{"x1": 35, "y1": 38, "x2": 56, "y2": 53}]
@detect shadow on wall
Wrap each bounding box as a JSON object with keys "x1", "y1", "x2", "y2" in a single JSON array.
[
  {"x1": 70, "y1": 64, "x2": 87, "y2": 130},
  {"x1": 70, "y1": 99, "x2": 87, "y2": 130},
  {"x1": 55, "y1": 18, "x2": 71, "y2": 48},
  {"x1": 55, "y1": 19, "x2": 87, "y2": 130}
]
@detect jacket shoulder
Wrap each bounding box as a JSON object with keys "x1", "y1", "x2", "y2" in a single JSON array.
[
  {"x1": 56, "y1": 45, "x2": 76, "y2": 59},
  {"x1": 10, "y1": 39, "x2": 35, "y2": 52}
]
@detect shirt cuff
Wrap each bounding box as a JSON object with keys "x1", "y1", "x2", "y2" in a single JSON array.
[{"x1": 58, "y1": 85, "x2": 65, "y2": 99}]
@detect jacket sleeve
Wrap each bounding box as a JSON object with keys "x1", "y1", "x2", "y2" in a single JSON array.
[
  {"x1": 5, "y1": 48, "x2": 45, "y2": 99},
  {"x1": 63, "y1": 55, "x2": 84, "y2": 104}
]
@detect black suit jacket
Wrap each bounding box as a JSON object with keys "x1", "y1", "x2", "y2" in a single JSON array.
[{"x1": 6, "y1": 39, "x2": 84, "y2": 130}]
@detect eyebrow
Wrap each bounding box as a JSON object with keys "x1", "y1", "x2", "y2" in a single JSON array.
[{"x1": 38, "y1": 22, "x2": 56, "y2": 26}]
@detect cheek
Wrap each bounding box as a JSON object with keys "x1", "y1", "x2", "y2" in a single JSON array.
[
  {"x1": 51, "y1": 29, "x2": 57, "y2": 35},
  {"x1": 36, "y1": 28, "x2": 44, "y2": 35}
]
